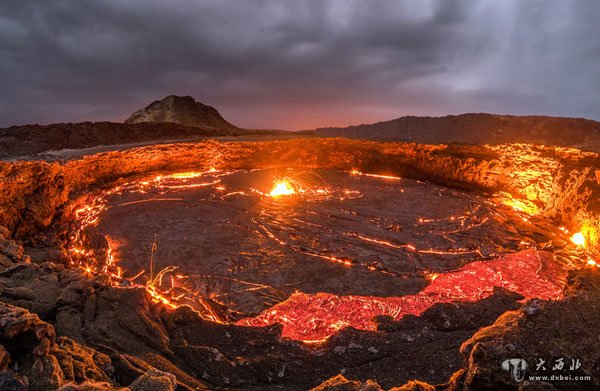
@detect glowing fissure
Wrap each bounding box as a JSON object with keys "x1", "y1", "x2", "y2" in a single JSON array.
[
  {"x1": 350, "y1": 170, "x2": 402, "y2": 180},
  {"x1": 68, "y1": 168, "x2": 235, "y2": 314},
  {"x1": 252, "y1": 219, "x2": 413, "y2": 278}
]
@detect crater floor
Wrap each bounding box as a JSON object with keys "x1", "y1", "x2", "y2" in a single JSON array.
[{"x1": 72, "y1": 168, "x2": 570, "y2": 340}]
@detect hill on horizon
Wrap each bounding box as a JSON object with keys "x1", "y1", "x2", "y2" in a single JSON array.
[
  {"x1": 0, "y1": 96, "x2": 265, "y2": 159},
  {"x1": 315, "y1": 112, "x2": 600, "y2": 152},
  {"x1": 125, "y1": 95, "x2": 238, "y2": 131},
  {"x1": 3, "y1": 102, "x2": 600, "y2": 159},
  {"x1": 0, "y1": 121, "x2": 260, "y2": 159}
]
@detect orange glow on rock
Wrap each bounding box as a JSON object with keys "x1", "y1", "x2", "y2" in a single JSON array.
[{"x1": 497, "y1": 192, "x2": 539, "y2": 215}]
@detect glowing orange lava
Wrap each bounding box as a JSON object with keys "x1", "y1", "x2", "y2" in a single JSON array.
[
  {"x1": 497, "y1": 191, "x2": 540, "y2": 215},
  {"x1": 68, "y1": 167, "x2": 591, "y2": 345},
  {"x1": 67, "y1": 168, "x2": 231, "y2": 314},
  {"x1": 238, "y1": 250, "x2": 568, "y2": 342},
  {"x1": 269, "y1": 179, "x2": 296, "y2": 197},
  {"x1": 571, "y1": 232, "x2": 586, "y2": 247},
  {"x1": 350, "y1": 170, "x2": 402, "y2": 180}
]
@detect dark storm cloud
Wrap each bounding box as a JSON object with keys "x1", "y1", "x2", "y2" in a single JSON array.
[{"x1": 0, "y1": 0, "x2": 599, "y2": 129}]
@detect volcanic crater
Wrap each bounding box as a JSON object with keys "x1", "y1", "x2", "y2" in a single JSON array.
[
  {"x1": 1, "y1": 138, "x2": 599, "y2": 390},
  {"x1": 70, "y1": 166, "x2": 572, "y2": 342}
]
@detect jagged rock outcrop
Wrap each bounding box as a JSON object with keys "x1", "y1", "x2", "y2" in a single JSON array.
[
  {"x1": 128, "y1": 370, "x2": 177, "y2": 391},
  {"x1": 309, "y1": 374, "x2": 384, "y2": 390},
  {"x1": 125, "y1": 95, "x2": 237, "y2": 131},
  {"x1": 448, "y1": 268, "x2": 600, "y2": 390},
  {"x1": 0, "y1": 301, "x2": 116, "y2": 390},
  {"x1": 309, "y1": 374, "x2": 437, "y2": 391}
]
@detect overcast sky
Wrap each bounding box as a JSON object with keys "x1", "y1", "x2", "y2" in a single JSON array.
[{"x1": 0, "y1": 0, "x2": 599, "y2": 130}]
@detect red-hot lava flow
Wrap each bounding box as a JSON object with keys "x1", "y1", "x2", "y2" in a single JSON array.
[
  {"x1": 238, "y1": 250, "x2": 566, "y2": 342},
  {"x1": 67, "y1": 168, "x2": 597, "y2": 343}
]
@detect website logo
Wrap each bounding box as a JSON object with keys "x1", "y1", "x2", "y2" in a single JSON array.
[{"x1": 502, "y1": 358, "x2": 528, "y2": 382}]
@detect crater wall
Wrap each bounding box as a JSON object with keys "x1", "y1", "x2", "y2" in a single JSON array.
[{"x1": 0, "y1": 139, "x2": 598, "y2": 250}]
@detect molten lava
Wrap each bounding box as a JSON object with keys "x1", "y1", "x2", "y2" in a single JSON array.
[
  {"x1": 571, "y1": 232, "x2": 586, "y2": 247},
  {"x1": 269, "y1": 179, "x2": 296, "y2": 197},
  {"x1": 238, "y1": 250, "x2": 568, "y2": 342},
  {"x1": 350, "y1": 170, "x2": 402, "y2": 180}
]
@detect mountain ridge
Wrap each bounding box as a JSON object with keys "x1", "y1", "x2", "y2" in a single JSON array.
[
  {"x1": 315, "y1": 112, "x2": 600, "y2": 152},
  {"x1": 3, "y1": 105, "x2": 600, "y2": 159}
]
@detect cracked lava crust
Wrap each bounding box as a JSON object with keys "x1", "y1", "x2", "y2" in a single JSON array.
[{"x1": 69, "y1": 167, "x2": 578, "y2": 342}]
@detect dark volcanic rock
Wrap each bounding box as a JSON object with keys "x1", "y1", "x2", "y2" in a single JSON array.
[
  {"x1": 0, "y1": 121, "x2": 247, "y2": 159},
  {"x1": 0, "y1": 300, "x2": 117, "y2": 390},
  {"x1": 0, "y1": 253, "x2": 526, "y2": 390},
  {"x1": 448, "y1": 269, "x2": 600, "y2": 390},
  {"x1": 310, "y1": 269, "x2": 600, "y2": 391},
  {"x1": 0, "y1": 345, "x2": 10, "y2": 370},
  {"x1": 128, "y1": 370, "x2": 177, "y2": 391},
  {"x1": 316, "y1": 113, "x2": 600, "y2": 152},
  {"x1": 0, "y1": 371, "x2": 27, "y2": 391},
  {"x1": 125, "y1": 95, "x2": 237, "y2": 131}
]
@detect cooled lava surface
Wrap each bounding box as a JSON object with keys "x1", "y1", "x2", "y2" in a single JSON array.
[{"x1": 70, "y1": 167, "x2": 573, "y2": 342}]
